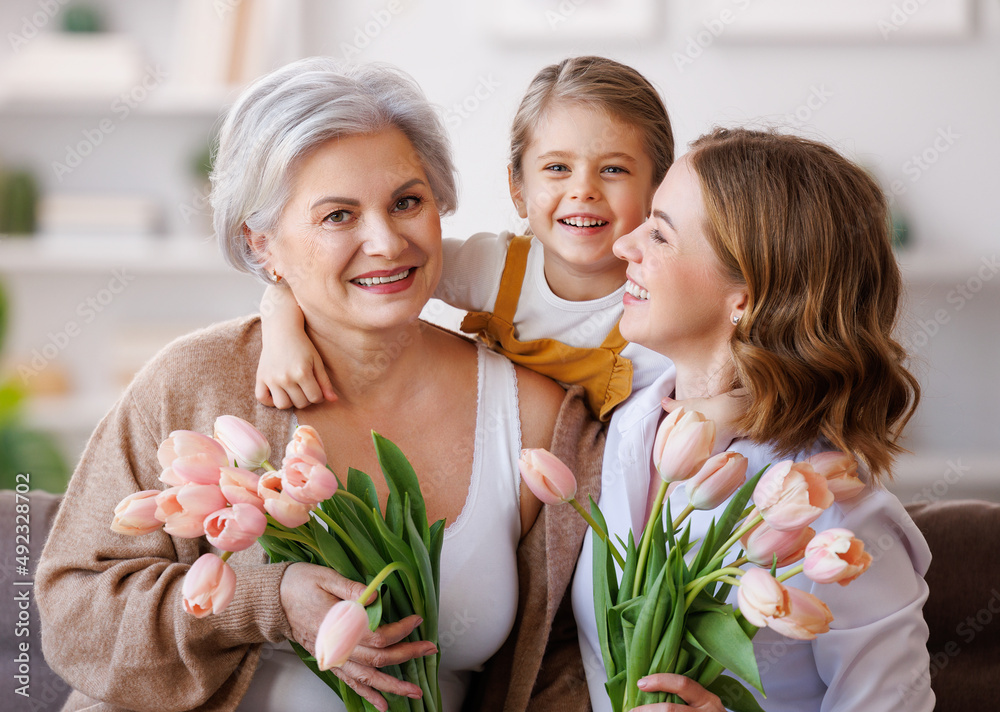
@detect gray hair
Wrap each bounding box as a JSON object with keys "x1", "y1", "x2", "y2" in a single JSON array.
[{"x1": 210, "y1": 57, "x2": 458, "y2": 282}]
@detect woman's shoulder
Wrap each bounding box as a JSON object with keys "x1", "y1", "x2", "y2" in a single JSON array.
[{"x1": 122, "y1": 315, "x2": 268, "y2": 436}]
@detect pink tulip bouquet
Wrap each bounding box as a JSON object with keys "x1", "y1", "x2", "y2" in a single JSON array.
[
  {"x1": 110, "y1": 416, "x2": 443, "y2": 712},
  {"x1": 520, "y1": 407, "x2": 872, "y2": 712}
]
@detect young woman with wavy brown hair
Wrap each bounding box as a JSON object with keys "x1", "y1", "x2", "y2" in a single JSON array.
[{"x1": 572, "y1": 128, "x2": 933, "y2": 712}]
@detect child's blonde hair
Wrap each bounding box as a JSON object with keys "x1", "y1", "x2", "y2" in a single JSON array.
[{"x1": 509, "y1": 56, "x2": 674, "y2": 188}]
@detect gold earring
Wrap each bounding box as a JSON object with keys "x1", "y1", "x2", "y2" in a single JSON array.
[{"x1": 272, "y1": 269, "x2": 282, "y2": 284}]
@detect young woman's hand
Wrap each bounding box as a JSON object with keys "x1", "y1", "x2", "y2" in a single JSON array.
[
  {"x1": 257, "y1": 284, "x2": 337, "y2": 409},
  {"x1": 279, "y1": 563, "x2": 434, "y2": 712},
  {"x1": 662, "y1": 389, "x2": 749, "y2": 453},
  {"x1": 632, "y1": 673, "x2": 725, "y2": 711}
]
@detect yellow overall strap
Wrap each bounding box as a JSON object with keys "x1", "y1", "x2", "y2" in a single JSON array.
[{"x1": 460, "y1": 237, "x2": 633, "y2": 420}]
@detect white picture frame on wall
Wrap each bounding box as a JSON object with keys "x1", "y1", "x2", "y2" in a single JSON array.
[
  {"x1": 482, "y1": 0, "x2": 660, "y2": 42},
  {"x1": 694, "y1": 0, "x2": 974, "y2": 42}
]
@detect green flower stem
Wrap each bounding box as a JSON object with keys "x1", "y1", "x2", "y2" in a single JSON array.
[
  {"x1": 683, "y1": 567, "x2": 746, "y2": 609},
  {"x1": 633, "y1": 479, "x2": 669, "y2": 599},
  {"x1": 220, "y1": 550, "x2": 233, "y2": 562},
  {"x1": 357, "y1": 561, "x2": 405, "y2": 605},
  {"x1": 730, "y1": 555, "x2": 749, "y2": 568},
  {"x1": 568, "y1": 497, "x2": 626, "y2": 569},
  {"x1": 310, "y1": 507, "x2": 367, "y2": 561},
  {"x1": 704, "y1": 512, "x2": 763, "y2": 573},
  {"x1": 334, "y1": 488, "x2": 371, "y2": 511},
  {"x1": 261, "y1": 459, "x2": 277, "y2": 472},
  {"x1": 777, "y1": 564, "x2": 804, "y2": 583},
  {"x1": 671, "y1": 502, "x2": 696, "y2": 531}
]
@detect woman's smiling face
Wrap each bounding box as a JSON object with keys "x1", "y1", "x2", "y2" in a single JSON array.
[
  {"x1": 259, "y1": 127, "x2": 443, "y2": 333},
  {"x1": 613, "y1": 154, "x2": 745, "y2": 361}
]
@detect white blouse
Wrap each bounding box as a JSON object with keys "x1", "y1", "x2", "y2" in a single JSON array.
[
  {"x1": 239, "y1": 344, "x2": 523, "y2": 712},
  {"x1": 572, "y1": 369, "x2": 935, "y2": 712}
]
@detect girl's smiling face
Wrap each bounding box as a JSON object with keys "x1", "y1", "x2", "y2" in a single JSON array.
[
  {"x1": 614, "y1": 154, "x2": 746, "y2": 362},
  {"x1": 510, "y1": 102, "x2": 655, "y2": 299}
]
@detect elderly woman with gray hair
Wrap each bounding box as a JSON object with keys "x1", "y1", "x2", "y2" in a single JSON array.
[{"x1": 37, "y1": 58, "x2": 601, "y2": 712}]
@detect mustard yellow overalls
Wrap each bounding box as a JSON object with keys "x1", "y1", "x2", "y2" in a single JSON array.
[{"x1": 460, "y1": 236, "x2": 633, "y2": 422}]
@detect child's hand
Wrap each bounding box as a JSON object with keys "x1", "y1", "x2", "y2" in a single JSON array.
[
  {"x1": 662, "y1": 389, "x2": 748, "y2": 453},
  {"x1": 257, "y1": 285, "x2": 337, "y2": 409}
]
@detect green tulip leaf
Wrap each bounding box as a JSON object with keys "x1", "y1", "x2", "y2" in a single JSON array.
[
  {"x1": 310, "y1": 518, "x2": 361, "y2": 579},
  {"x1": 373, "y1": 432, "x2": 428, "y2": 538},
  {"x1": 591, "y1": 498, "x2": 618, "y2": 677},
  {"x1": 626, "y1": 566, "x2": 668, "y2": 706},
  {"x1": 366, "y1": 590, "x2": 383, "y2": 631},
  {"x1": 617, "y1": 532, "x2": 638, "y2": 606},
  {"x1": 645, "y1": 505, "x2": 667, "y2": 596},
  {"x1": 685, "y1": 611, "x2": 763, "y2": 693},
  {"x1": 604, "y1": 669, "x2": 627, "y2": 712},
  {"x1": 706, "y1": 675, "x2": 767, "y2": 712},
  {"x1": 347, "y1": 467, "x2": 380, "y2": 513},
  {"x1": 404, "y1": 499, "x2": 437, "y2": 635}
]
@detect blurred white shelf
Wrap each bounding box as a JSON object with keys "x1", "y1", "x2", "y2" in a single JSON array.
[
  {"x1": 0, "y1": 235, "x2": 239, "y2": 275},
  {"x1": 896, "y1": 250, "x2": 1000, "y2": 286},
  {"x1": 0, "y1": 83, "x2": 237, "y2": 118}
]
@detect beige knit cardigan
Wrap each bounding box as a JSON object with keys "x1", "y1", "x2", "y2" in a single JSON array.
[{"x1": 36, "y1": 316, "x2": 604, "y2": 712}]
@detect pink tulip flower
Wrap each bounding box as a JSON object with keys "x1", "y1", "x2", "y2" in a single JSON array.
[
  {"x1": 803, "y1": 528, "x2": 873, "y2": 586},
  {"x1": 258, "y1": 471, "x2": 313, "y2": 528},
  {"x1": 738, "y1": 569, "x2": 834, "y2": 640},
  {"x1": 753, "y1": 460, "x2": 834, "y2": 531},
  {"x1": 182, "y1": 553, "x2": 236, "y2": 618},
  {"x1": 741, "y1": 517, "x2": 815, "y2": 568},
  {"x1": 159, "y1": 467, "x2": 186, "y2": 487},
  {"x1": 219, "y1": 467, "x2": 265, "y2": 511},
  {"x1": 653, "y1": 407, "x2": 717, "y2": 483},
  {"x1": 157, "y1": 430, "x2": 229, "y2": 470},
  {"x1": 285, "y1": 425, "x2": 327, "y2": 465},
  {"x1": 315, "y1": 600, "x2": 370, "y2": 670},
  {"x1": 808, "y1": 451, "x2": 866, "y2": 501},
  {"x1": 204, "y1": 503, "x2": 268, "y2": 552},
  {"x1": 766, "y1": 586, "x2": 834, "y2": 640},
  {"x1": 518, "y1": 448, "x2": 578, "y2": 505},
  {"x1": 154, "y1": 484, "x2": 228, "y2": 538},
  {"x1": 214, "y1": 415, "x2": 271, "y2": 469},
  {"x1": 737, "y1": 568, "x2": 789, "y2": 628},
  {"x1": 110, "y1": 490, "x2": 164, "y2": 536},
  {"x1": 685, "y1": 452, "x2": 748, "y2": 510},
  {"x1": 282, "y1": 454, "x2": 338, "y2": 505}
]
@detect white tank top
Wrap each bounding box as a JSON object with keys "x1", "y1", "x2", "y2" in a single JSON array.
[{"x1": 239, "y1": 344, "x2": 523, "y2": 712}]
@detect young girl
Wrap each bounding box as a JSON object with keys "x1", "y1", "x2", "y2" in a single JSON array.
[{"x1": 256, "y1": 56, "x2": 676, "y2": 422}]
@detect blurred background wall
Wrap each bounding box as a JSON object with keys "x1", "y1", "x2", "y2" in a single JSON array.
[{"x1": 0, "y1": 0, "x2": 997, "y2": 503}]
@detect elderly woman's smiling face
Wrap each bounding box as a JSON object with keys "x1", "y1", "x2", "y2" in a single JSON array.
[{"x1": 260, "y1": 127, "x2": 443, "y2": 333}]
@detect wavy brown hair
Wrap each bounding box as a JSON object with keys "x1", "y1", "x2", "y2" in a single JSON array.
[{"x1": 689, "y1": 127, "x2": 919, "y2": 482}]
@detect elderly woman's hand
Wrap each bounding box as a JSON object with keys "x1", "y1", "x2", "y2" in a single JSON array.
[
  {"x1": 280, "y1": 563, "x2": 436, "y2": 711},
  {"x1": 632, "y1": 673, "x2": 726, "y2": 712}
]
